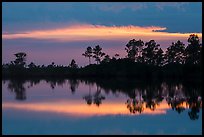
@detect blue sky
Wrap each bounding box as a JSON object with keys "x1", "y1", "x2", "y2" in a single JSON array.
[
  {"x1": 2, "y1": 2, "x2": 202, "y2": 66},
  {"x1": 3, "y1": 2, "x2": 202, "y2": 33}
]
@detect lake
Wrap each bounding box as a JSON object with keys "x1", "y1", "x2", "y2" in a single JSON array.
[{"x1": 2, "y1": 78, "x2": 202, "y2": 135}]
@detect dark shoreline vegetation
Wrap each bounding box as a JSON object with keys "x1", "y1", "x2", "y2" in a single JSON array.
[{"x1": 2, "y1": 34, "x2": 202, "y2": 81}]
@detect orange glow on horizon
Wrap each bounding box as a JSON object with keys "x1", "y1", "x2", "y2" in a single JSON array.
[
  {"x1": 2, "y1": 100, "x2": 190, "y2": 118},
  {"x1": 2, "y1": 24, "x2": 202, "y2": 42}
]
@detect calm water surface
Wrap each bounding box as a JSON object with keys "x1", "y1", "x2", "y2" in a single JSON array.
[{"x1": 2, "y1": 78, "x2": 202, "y2": 135}]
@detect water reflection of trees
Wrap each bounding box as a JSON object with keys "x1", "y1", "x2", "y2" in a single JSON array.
[
  {"x1": 7, "y1": 79, "x2": 27, "y2": 100},
  {"x1": 83, "y1": 84, "x2": 105, "y2": 107},
  {"x1": 83, "y1": 84, "x2": 93, "y2": 105},
  {"x1": 90, "y1": 79, "x2": 202, "y2": 120},
  {"x1": 68, "y1": 79, "x2": 79, "y2": 94},
  {"x1": 45, "y1": 78, "x2": 66, "y2": 90},
  {"x1": 44, "y1": 78, "x2": 79, "y2": 94},
  {"x1": 4, "y1": 78, "x2": 202, "y2": 120},
  {"x1": 126, "y1": 92, "x2": 144, "y2": 114}
]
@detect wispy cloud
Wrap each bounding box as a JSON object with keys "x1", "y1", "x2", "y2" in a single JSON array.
[
  {"x1": 155, "y1": 2, "x2": 189, "y2": 11},
  {"x1": 90, "y1": 2, "x2": 189, "y2": 12},
  {"x1": 90, "y1": 2, "x2": 147, "y2": 12},
  {"x1": 2, "y1": 23, "x2": 201, "y2": 42}
]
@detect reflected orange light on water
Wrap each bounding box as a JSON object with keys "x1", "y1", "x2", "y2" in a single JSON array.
[
  {"x1": 2, "y1": 24, "x2": 202, "y2": 42},
  {"x1": 2, "y1": 100, "x2": 190, "y2": 117}
]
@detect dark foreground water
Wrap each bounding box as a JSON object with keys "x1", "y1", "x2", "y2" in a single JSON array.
[{"x1": 2, "y1": 78, "x2": 202, "y2": 135}]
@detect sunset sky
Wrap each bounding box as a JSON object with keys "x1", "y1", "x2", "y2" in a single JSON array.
[{"x1": 2, "y1": 2, "x2": 202, "y2": 66}]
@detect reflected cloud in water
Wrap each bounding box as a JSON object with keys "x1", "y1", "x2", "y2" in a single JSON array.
[{"x1": 2, "y1": 78, "x2": 202, "y2": 120}]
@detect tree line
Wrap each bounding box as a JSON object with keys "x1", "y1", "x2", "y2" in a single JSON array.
[
  {"x1": 82, "y1": 34, "x2": 201, "y2": 66},
  {"x1": 2, "y1": 34, "x2": 202, "y2": 79}
]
